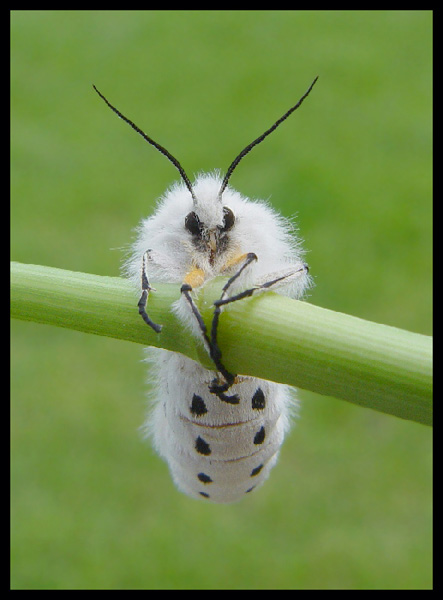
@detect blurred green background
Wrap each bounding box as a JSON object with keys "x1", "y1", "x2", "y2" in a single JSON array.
[{"x1": 11, "y1": 10, "x2": 432, "y2": 590}]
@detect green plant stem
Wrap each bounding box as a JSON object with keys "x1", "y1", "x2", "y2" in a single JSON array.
[{"x1": 11, "y1": 261, "x2": 432, "y2": 426}]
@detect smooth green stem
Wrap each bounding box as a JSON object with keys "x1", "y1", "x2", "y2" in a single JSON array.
[{"x1": 11, "y1": 262, "x2": 432, "y2": 426}]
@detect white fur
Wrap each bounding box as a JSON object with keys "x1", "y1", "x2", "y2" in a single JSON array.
[{"x1": 125, "y1": 173, "x2": 310, "y2": 503}]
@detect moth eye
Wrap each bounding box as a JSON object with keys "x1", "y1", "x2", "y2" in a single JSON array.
[
  {"x1": 221, "y1": 206, "x2": 235, "y2": 232},
  {"x1": 185, "y1": 211, "x2": 202, "y2": 236}
]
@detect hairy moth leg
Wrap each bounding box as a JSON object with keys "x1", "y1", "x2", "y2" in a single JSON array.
[
  {"x1": 180, "y1": 283, "x2": 212, "y2": 354},
  {"x1": 138, "y1": 251, "x2": 162, "y2": 333},
  {"x1": 180, "y1": 266, "x2": 211, "y2": 354},
  {"x1": 208, "y1": 253, "x2": 258, "y2": 397},
  {"x1": 180, "y1": 266, "x2": 241, "y2": 404},
  {"x1": 209, "y1": 261, "x2": 309, "y2": 395},
  {"x1": 216, "y1": 263, "x2": 309, "y2": 309},
  {"x1": 180, "y1": 281, "x2": 239, "y2": 405}
]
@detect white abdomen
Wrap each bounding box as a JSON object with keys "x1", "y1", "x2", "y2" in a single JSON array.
[{"x1": 145, "y1": 349, "x2": 295, "y2": 503}]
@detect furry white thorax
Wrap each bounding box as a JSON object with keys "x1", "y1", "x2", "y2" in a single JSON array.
[{"x1": 126, "y1": 172, "x2": 309, "y2": 296}]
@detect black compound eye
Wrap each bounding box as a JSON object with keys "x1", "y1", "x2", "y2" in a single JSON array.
[
  {"x1": 221, "y1": 206, "x2": 235, "y2": 232},
  {"x1": 185, "y1": 211, "x2": 202, "y2": 236}
]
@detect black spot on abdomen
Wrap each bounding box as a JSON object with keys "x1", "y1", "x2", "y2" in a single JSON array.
[
  {"x1": 195, "y1": 436, "x2": 211, "y2": 456},
  {"x1": 250, "y1": 464, "x2": 264, "y2": 477},
  {"x1": 253, "y1": 426, "x2": 265, "y2": 445},
  {"x1": 252, "y1": 387, "x2": 266, "y2": 410},
  {"x1": 190, "y1": 394, "x2": 207, "y2": 416}
]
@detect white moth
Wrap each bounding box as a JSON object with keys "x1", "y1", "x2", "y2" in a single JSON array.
[{"x1": 94, "y1": 78, "x2": 317, "y2": 503}]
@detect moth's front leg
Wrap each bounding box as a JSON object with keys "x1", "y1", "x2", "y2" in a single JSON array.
[
  {"x1": 207, "y1": 253, "x2": 258, "y2": 397},
  {"x1": 215, "y1": 262, "x2": 310, "y2": 309},
  {"x1": 138, "y1": 250, "x2": 162, "y2": 333},
  {"x1": 180, "y1": 267, "x2": 239, "y2": 404},
  {"x1": 209, "y1": 256, "x2": 309, "y2": 394}
]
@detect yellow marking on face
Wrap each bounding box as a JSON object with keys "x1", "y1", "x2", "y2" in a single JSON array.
[
  {"x1": 183, "y1": 267, "x2": 206, "y2": 289},
  {"x1": 220, "y1": 252, "x2": 251, "y2": 274}
]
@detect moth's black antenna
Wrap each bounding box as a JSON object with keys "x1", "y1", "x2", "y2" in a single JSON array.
[
  {"x1": 93, "y1": 85, "x2": 196, "y2": 201},
  {"x1": 218, "y1": 76, "x2": 319, "y2": 200}
]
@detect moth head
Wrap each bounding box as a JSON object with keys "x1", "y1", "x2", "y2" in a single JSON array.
[{"x1": 183, "y1": 178, "x2": 236, "y2": 261}]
